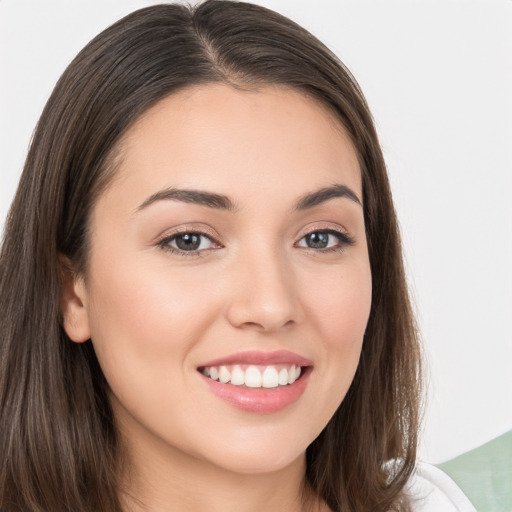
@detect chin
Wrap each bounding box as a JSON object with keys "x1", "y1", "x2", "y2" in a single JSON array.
[
  {"x1": 208, "y1": 447, "x2": 306, "y2": 476},
  {"x1": 191, "y1": 422, "x2": 313, "y2": 476}
]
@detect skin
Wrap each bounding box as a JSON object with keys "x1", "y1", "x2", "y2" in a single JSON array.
[{"x1": 61, "y1": 84, "x2": 372, "y2": 512}]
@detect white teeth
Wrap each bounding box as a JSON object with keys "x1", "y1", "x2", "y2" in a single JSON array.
[
  {"x1": 287, "y1": 364, "x2": 297, "y2": 384},
  {"x1": 278, "y1": 368, "x2": 289, "y2": 386},
  {"x1": 218, "y1": 365, "x2": 230, "y2": 383},
  {"x1": 230, "y1": 365, "x2": 245, "y2": 386},
  {"x1": 209, "y1": 367, "x2": 219, "y2": 381},
  {"x1": 201, "y1": 364, "x2": 304, "y2": 388},
  {"x1": 245, "y1": 366, "x2": 262, "y2": 388},
  {"x1": 262, "y1": 366, "x2": 279, "y2": 388}
]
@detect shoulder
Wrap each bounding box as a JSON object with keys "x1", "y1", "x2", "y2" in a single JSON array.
[{"x1": 404, "y1": 462, "x2": 477, "y2": 512}]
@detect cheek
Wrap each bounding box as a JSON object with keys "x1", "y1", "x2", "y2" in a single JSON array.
[
  {"x1": 307, "y1": 261, "x2": 372, "y2": 348},
  {"x1": 83, "y1": 259, "x2": 226, "y2": 437},
  {"x1": 302, "y1": 260, "x2": 372, "y2": 406},
  {"x1": 87, "y1": 256, "x2": 218, "y2": 350},
  {"x1": 83, "y1": 256, "x2": 225, "y2": 410}
]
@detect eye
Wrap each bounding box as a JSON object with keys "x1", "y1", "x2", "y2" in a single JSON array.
[
  {"x1": 296, "y1": 229, "x2": 354, "y2": 251},
  {"x1": 157, "y1": 231, "x2": 220, "y2": 254}
]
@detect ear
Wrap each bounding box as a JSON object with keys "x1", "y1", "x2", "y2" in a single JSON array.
[{"x1": 59, "y1": 256, "x2": 91, "y2": 343}]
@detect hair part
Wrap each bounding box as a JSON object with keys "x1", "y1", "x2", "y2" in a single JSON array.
[{"x1": 0, "y1": 2, "x2": 422, "y2": 511}]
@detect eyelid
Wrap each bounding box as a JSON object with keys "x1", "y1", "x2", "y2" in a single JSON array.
[
  {"x1": 154, "y1": 224, "x2": 221, "y2": 245},
  {"x1": 294, "y1": 224, "x2": 355, "y2": 251},
  {"x1": 297, "y1": 222, "x2": 354, "y2": 241},
  {"x1": 154, "y1": 224, "x2": 223, "y2": 256},
  {"x1": 153, "y1": 222, "x2": 354, "y2": 256}
]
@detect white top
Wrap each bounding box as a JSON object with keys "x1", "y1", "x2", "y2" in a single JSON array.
[{"x1": 406, "y1": 462, "x2": 476, "y2": 511}]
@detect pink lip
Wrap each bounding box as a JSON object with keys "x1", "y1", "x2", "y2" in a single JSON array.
[
  {"x1": 197, "y1": 350, "x2": 313, "y2": 414},
  {"x1": 198, "y1": 350, "x2": 313, "y2": 368}
]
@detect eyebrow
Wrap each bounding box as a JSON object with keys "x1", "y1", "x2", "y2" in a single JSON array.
[
  {"x1": 136, "y1": 183, "x2": 361, "y2": 213},
  {"x1": 136, "y1": 187, "x2": 237, "y2": 212},
  {"x1": 295, "y1": 184, "x2": 361, "y2": 210}
]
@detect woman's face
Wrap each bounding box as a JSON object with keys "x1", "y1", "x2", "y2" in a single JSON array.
[{"x1": 63, "y1": 84, "x2": 372, "y2": 475}]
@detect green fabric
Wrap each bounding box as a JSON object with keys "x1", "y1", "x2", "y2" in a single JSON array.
[{"x1": 438, "y1": 430, "x2": 512, "y2": 512}]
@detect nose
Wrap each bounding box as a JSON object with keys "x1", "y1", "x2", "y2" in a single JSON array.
[{"x1": 225, "y1": 248, "x2": 302, "y2": 332}]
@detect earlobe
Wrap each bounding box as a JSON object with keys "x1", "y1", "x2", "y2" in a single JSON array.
[{"x1": 59, "y1": 256, "x2": 91, "y2": 343}]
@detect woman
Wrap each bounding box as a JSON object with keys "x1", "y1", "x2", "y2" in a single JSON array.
[{"x1": 0, "y1": 2, "x2": 475, "y2": 511}]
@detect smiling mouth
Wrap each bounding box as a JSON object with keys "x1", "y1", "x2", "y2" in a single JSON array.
[
  {"x1": 197, "y1": 351, "x2": 313, "y2": 413},
  {"x1": 198, "y1": 364, "x2": 305, "y2": 389}
]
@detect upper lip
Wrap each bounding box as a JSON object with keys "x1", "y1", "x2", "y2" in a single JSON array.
[{"x1": 198, "y1": 350, "x2": 313, "y2": 368}]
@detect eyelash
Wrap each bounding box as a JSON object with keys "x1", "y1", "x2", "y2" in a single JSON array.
[
  {"x1": 156, "y1": 229, "x2": 222, "y2": 257},
  {"x1": 156, "y1": 228, "x2": 355, "y2": 256},
  {"x1": 297, "y1": 229, "x2": 355, "y2": 253}
]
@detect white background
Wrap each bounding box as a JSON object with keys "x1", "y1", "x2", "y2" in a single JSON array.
[{"x1": 1, "y1": 0, "x2": 511, "y2": 464}]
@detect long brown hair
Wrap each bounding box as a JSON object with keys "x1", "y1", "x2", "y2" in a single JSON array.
[{"x1": 0, "y1": 2, "x2": 421, "y2": 511}]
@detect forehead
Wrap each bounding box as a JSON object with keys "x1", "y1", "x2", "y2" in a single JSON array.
[{"x1": 103, "y1": 83, "x2": 362, "y2": 210}]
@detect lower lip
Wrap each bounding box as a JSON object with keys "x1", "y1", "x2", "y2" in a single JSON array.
[{"x1": 199, "y1": 367, "x2": 312, "y2": 414}]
